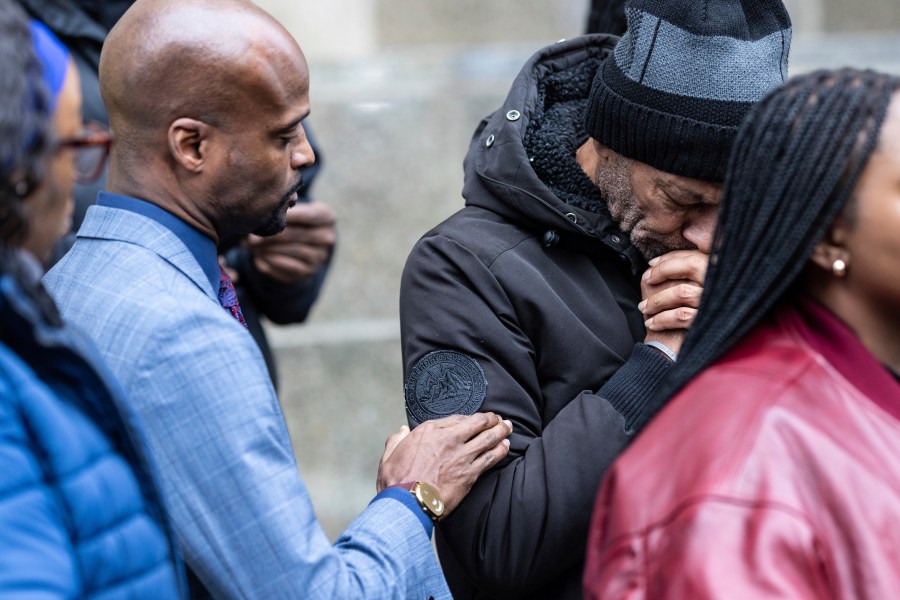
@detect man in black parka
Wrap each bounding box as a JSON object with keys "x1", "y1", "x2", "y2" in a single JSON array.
[{"x1": 400, "y1": 1, "x2": 793, "y2": 597}]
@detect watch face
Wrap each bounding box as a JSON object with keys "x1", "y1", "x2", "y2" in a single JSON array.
[{"x1": 416, "y1": 482, "x2": 445, "y2": 519}]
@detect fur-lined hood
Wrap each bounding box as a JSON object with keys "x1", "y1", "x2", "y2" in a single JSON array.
[{"x1": 462, "y1": 34, "x2": 647, "y2": 273}]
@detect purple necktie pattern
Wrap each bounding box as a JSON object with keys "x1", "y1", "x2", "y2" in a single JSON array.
[{"x1": 218, "y1": 266, "x2": 248, "y2": 329}]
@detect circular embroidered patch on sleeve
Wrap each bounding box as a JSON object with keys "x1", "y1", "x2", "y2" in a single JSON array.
[{"x1": 405, "y1": 350, "x2": 488, "y2": 423}]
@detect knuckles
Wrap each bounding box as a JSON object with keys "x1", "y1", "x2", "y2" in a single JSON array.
[
  {"x1": 688, "y1": 253, "x2": 709, "y2": 272},
  {"x1": 474, "y1": 412, "x2": 494, "y2": 427},
  {"x1": 676, "y1": 307, "x2": 696, "y2": 322},
  {"x1": 676, "y1": 283, "x2": 700, "y2": 301}
]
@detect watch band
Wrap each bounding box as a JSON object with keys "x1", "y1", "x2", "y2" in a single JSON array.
[{"x1": 396, "y1": 481, "x2": 444, "y2": 521}]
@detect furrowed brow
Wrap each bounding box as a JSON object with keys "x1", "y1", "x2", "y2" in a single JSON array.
[{"x1": 659, "y1": 178, "x2": 713, "y2": 204}]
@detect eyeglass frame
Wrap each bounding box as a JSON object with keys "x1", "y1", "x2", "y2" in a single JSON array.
[{"x1": 55, "y1": 121, "x2": 112, "y2": 184}]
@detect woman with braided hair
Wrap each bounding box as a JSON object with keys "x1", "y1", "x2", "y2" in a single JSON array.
[{"x1": 583, "y1": 67, "x2": 900, "y2": 598}]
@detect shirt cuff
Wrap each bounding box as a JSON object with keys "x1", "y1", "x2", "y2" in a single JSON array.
[
  {"x1": 643, "y1": 340, "x2": 677, "y2": 362},
  {"x1": 598, "y1": 343, "x2": 672, "y2": 431},
  {"x1": 370, "y1": 487, "x2": 434, "y2": 537}
]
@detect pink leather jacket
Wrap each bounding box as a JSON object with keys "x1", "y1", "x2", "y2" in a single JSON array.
[{"x1": 584, "y1": 299, "x2": 900, "y2": 599}]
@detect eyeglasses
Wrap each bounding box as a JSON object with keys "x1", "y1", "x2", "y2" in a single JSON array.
[{"x1": 56, "y1": 121, "x2": 112, "y2": 184}]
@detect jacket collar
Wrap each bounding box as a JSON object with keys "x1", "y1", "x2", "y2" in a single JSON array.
[
  {"x1": 76, "y1": 203, "x2": 218, "y2": 301},
  {"x1": 789, "y1": 296, "x2": 900, "y2": 420}
]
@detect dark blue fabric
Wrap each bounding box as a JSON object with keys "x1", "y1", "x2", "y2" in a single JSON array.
[
  {"x1": 372, "y1": 487, "x2": 434, "y2": 537},
  {"x1": 97, "y1": 191, "x2": 219, "y2": 291},
  {"x1": 0, "y1": 259, "x2": 184, "y2": 597}
]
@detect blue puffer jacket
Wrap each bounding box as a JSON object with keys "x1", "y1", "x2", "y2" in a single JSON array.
[{"x1": 0, "y1": 258, "x2": 184, "y2": 598}]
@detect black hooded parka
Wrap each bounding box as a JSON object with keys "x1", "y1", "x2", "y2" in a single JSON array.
[{"x1": 400, "y1": 35, "x2": 674, "y2": 599}]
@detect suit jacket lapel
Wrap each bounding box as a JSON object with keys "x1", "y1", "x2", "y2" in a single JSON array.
[{"x1": 76, "y1": 205, "x2": 218, "y2": 302}]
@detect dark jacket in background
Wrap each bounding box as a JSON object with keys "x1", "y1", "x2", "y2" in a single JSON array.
[
  {"x1": 585, "y1": 0, "x2": 627, "y2": 35},
  {"x1": 400, "y1": 35, "x2": 672, "y2": 599},
  {"x1": 21, "y1": 0, "x2": 332, "y2": 390},
  {"x1": 0, "y1": 253, "x2": 184, "y2": 597}
]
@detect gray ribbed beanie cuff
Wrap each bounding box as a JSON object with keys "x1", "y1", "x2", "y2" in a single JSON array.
[{"x1": 585, "y1": 0, "x2": 792, "y2": 183}]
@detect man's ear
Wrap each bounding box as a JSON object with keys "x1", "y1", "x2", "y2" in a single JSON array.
[
  {"x1": 577, "y1": 138, "x2": 615, "y2": 177},
  {"x1": 593, "y1": 139, "x2": 618, "y2": 164},
  {"x1": 168, "y1": 118, "x2": 211, "y2": 173}
]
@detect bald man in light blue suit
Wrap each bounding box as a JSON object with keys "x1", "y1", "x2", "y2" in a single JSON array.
[{"x1": 44, "y1": 0, "x2": 512, "y2": 597}]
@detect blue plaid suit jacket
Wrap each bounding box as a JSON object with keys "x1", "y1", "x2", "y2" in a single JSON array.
[{"x1": 44, "y1": 205, "x2": 450, "y2": 600}]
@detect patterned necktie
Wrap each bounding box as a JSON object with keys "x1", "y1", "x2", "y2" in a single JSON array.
[{"x1": 218, "y1": 266, "x2": 247, "y2": 328}]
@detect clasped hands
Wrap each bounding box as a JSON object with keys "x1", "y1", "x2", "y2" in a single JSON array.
[{"x1": 639, "y1": 249, "x2": 710, "y2": 355}]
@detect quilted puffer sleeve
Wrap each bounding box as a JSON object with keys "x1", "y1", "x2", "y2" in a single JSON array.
[{"x1": 0, "y1": 351, "x2": 82, "y2": 596}]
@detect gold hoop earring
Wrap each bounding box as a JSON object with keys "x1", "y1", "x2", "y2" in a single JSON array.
[{"x1": 832, "y1": 258, "x2": 847, "y2": 278}]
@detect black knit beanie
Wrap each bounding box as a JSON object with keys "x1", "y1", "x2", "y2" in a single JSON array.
[{"x1": 585, "y1": 0, "x2": 792, "y2": 182}]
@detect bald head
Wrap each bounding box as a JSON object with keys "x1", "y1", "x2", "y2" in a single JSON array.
[
  {"x1": 100, "y1": 0, "x2": 308, "y2": 159},
  {"x1": 99, "y1": 0, "x2": 314, "y2": 242}
]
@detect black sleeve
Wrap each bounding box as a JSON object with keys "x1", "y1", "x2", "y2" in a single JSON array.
[
  {"x1": 228, "y1": 246, "x2": 331, "y2": 325},
  {"x1": 400, "y1": 234, "x2": 670, "y2": 597}
]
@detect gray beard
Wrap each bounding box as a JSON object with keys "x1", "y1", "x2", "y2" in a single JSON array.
[{"x1": 593, "y1": 156, "x2": 692, "y2": 260}]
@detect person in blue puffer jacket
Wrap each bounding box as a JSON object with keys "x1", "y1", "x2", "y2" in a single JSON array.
[{"x1": 0, "y1": 3, "x2": 184, "y2": 596}]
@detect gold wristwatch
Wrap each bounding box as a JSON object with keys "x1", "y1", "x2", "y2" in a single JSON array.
[{"x1": 399, "y1": 481, "x2": 445, "y2": 521}]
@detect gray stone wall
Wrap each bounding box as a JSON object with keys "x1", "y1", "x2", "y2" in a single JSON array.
[
  {"x1": 824, "y1": 0, "x2": 900, "y2": 31},
  {"x1": 251, "y1": 0, "x2": 900, "y2": 539},
  {"x1": 375, "y1": 0, "x2": 586, "y2": 46}
]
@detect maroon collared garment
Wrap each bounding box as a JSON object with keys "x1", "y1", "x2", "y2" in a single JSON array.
[{"x1": 584, "y1": 297, "x2": 900, "y2": 599}]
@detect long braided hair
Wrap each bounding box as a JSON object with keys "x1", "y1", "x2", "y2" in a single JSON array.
[{"x1": 637, "y1": 68, "x2": 900, "y2": 429}]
